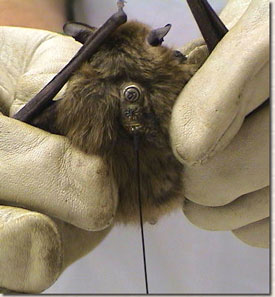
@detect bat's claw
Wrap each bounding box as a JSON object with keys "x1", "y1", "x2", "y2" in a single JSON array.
[
  {"x1": 117, "y1": 0, "x2": 127, "y2": 10},
  {"x1": 187, "y1": 0, "x2": 228, "y2": 52}
]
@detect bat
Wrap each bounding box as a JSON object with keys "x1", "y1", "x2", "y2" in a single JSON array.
[
  {"x1": 32, "y1": 21, "x2": 196, "y2": 224},
  {"x1": 13, "y1": 1, "x2": 228, "y2": 225}
]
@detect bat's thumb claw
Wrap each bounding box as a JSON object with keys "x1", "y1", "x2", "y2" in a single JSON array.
[{"x1": 117, "y1": 0, "x2": 126, "y2": 9}]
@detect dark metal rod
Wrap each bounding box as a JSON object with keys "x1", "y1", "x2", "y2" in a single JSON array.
[
  {"x1": 13, "y1": 8, "x2": 127, "y2": 123},
  {"x1": 187, "y1": 0, "x2": 228, "y2": 52}
]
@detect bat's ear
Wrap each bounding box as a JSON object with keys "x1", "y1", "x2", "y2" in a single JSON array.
[
  {"x1": 63, "y1": 22, "x2": 97, "y2": 44},
  {"x1": 147, "y1": 24, "x2": 172, "y2": 46}
]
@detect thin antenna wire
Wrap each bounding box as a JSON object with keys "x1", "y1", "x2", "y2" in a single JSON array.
[{"x1": 133, "y1": 134, "x2": 149, "y2": 294}]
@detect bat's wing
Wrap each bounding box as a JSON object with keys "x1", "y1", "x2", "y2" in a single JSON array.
[
  {"x1": 13, "y1": 8, "x2": 127, "y2": 124},
  {"x1": 30, "y1": 100, "x2": 61, "y2": 134},
  {"x1": 186, "y1": 0, "x2": 228, "y2": 52}
]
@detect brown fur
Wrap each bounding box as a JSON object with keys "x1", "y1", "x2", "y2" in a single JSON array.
[{"x1": 32, "y1": 21, "x2": 199, "y2": 224}]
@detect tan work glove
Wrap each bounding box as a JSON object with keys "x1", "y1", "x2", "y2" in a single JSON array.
[
  {"x1": 0, "y1": 27, "x2": 118, "y2": 293},
  {"x1": 171, "y1": 0, "x2": 269, "y2": 248}
]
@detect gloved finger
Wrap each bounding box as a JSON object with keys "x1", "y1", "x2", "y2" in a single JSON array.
[
  {"x1": 170, "y1": 0, "x2": 269, "y2": 165},
  {"x1": 181, "y1": 42, "x2": 209, "y2": 69},
  {"x1": 0, "y1": 206, "x2": 62, "y2": 293},
  {"x1": 182, "y1": 103, "x2": 269, "y2": 206},
  {"x1": 0, "y1": 26, "x2": 80, "y2": 116},
  {"x1": 55, "y1": 219, "x2": 111, "y2": 270},
  {"x1": 219, "y1": 0, "x2": 252, "y2": 29},
  {"x1": 0, "y1": 205, "x2": 111, "y2": 293},
  {"x1": 232, "y1": 217, "x2": 269, "y2": 248},
  {"x1": 183, "y1": 187, "x2": 269, "y2": 231},
  {"x1": 0, "y1": 288, "x2": 17, "y2": 294},
  {"x1": 179, "y1": 38, "x2": 206, "y2": 57},
  {"x1": 0, "y1": 115, "x2": 118, "y2": 231}
]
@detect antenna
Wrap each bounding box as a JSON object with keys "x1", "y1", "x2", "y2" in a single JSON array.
[{"x1": 133, "y1": 133, "x2": 149, "y2": 294}]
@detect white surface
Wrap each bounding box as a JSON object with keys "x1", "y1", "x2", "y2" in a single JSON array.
[
  {"x1": 46, "y1": 212, "x2": 269, "y2": 294},
  {"x1": 74, "y1": 0, "x2": 227, "y2": 47},
  {"x1": 45, "y1": 0, "x2": 269, "y2": 294}
]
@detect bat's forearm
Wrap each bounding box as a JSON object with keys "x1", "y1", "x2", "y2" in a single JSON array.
[{"x1": 30, "y1": 101, "x2": 61, "y2": 135}]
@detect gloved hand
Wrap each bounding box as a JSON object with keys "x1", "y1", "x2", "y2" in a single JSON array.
[
  {"x1": 0, "y1": 26, "x2": 117, "y2": 293},
  {"x1": 171, "y1": 0, "x2": 269, "y2": 248}
]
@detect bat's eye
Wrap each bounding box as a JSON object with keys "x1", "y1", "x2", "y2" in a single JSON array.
[{"x1": 123, "y1": 85, "x2": 141, "y2": 102}]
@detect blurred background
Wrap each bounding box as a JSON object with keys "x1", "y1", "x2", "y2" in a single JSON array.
[{"x1": 42, "y1": 0, "x2": 269, "y2": 294}]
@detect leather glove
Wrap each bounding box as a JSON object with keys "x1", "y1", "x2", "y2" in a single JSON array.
[
  {"x1": 0, "y1": 26, "x2": 117, "y2": 293},
  {"x1": 171, "y1": 0, "x2": 269, "y2": 248}
]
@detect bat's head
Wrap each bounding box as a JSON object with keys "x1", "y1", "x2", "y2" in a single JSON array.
[{"x1": 57, "y1": 21, "x2": 193, "y2": 155}]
